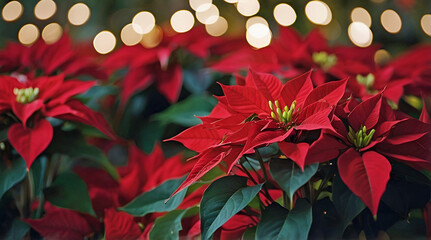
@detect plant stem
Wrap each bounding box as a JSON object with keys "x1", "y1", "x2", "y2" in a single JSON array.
[{"x1": 255, "y1": 149, "x2": 269, "y2": 181}]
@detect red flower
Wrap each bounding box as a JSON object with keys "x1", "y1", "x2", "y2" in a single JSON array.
[
  {"x1": 0, "y1": 74, "x2": 115, "y2": 168},
  {"x1": 168, "y1": 69, "x2": 347, "y2": 196}
]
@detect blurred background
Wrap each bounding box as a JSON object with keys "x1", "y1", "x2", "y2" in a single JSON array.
[{"x1": 1, "y1": 0, "x2": 431, "y2": 58}]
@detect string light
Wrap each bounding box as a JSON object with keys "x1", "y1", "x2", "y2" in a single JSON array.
[
  {"x1": 421, "y1": 14, "x2": 431, "y2": 37},
  {"x1": 237, "y1": 0, "x2": 260, "y2": 17},
  {"x1": 132, "y1": 11, "x2": 156, "y2": 34},
  {"x1": 141, "y1": 25, "x2": 163, "y2": 48},
  {"x1": 205, "y1": 16, "x2": 228, "y2": 36},
  {"x1": 68, "y1": 3, "x2": 91, "y2": 26},
  {"x1": 42, "y1": 22, "x2": 63, "y2": 44},
  {"x1": 305, "y1": 1, "x2": 332, "y2": 25},
  {"x1": 246, "y1": 23, "x2": 272, "y2": 49},
  {"x1": 196, "y1": 4, "x2": 219, "y2": 25},
  {"x1": 2, "y1": 1, "x2": 23, "y2": 22},
  {"x1": 34, "y1": 0, "x2": 57, "y2": 20},
  {"x1": 374, "y1": 49, "x2": 391, "y2": 65},
  {"x1": 381, "y1": 9, "x2": 402, "y2": 34},
  {"x1": 351, "y1": 7, "x2": 372, "y2": 27},
  {"x1": 121, "y1": 23, "x2": 143, "y2": 46},
  {"x1": 18, "y1": 24, "x2": 39, "y2": 45},
  {"x1": 246, "y1": 16, "x2": 268, "y2": 30},
  {"x1": 189, "y1": 0, "x2": 212, "y2": 11},
  {"x1": 93, "y1": 31, "x2": 116, "y2": 54},
  {"x1": 348, "y1": 21, "x2": 373, "y2": 47},
  {"x1": 171, "y1": 10, "x2": 195, "y2": 33},
  {"x1": 273, "y1": 3, "x2": 297, "y2": 27}
]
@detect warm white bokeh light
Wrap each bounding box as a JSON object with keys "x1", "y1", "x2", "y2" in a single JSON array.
[
  {"x1": 196, "y1": 4, "x2": 219, "y2": 24},
  {"x1": 381, "y1": 9, "x2": 402, "y2": 34},
  {"x1": 189, "y1": 0, "x2": 212, "y2": 11},
  {"x1": 421, "y1": 14, "x2": 431, "y2": 37},
  {"x1": 93, "y1": 31, "x2": 116, "y2": 54},
  {"x1": 18, "y1": 24, "x2": 39, "y2": 45},
  {"x1": 273, "y1": 3, "x2": 297, "y2": 27},
  {"x1": 351, "y1": 7, "x2": 372, "y2": 27},
  {"x1": 42, "y1": 22, "x2": 63, "y2": 44},
  {"x1": 374, "y1": 49, "x2": 391, "y2": 65},
  {"x1": 141, "y1": 25, "x2": 163, "y2": 48},
  {"x1": 348, "y1": 21, "x2": 373, "y2": 47},
  {"x1": 246, "y1": 16, "x2": 268, "y2": 30},
  {"x1": 171, "y1": 10, "x2": 195, "y2": 33},
  {"x1": 305, "y1": 1, "x2": 332, "y2": 25},
  {"x1": 68, "y1": 3, "x2": 91, "y2": 26},
  {"x1": 34, "y1": 0, "x2": 57, "y2": 20},
  {"x1": 246, "y1": 23, "x2": 272, "y2": 49},
  {"x1": 132, "y1": 11, "x2": 156, "y2": 34},
  {"x1": 121, "y1": 23, "x2": 143, "y2": 46},
  {"x1": 205, "y1": 16, "x2": 228, "y2": 36},
  {"x1": 2, "y1": 1, "x2": 23, "y2": 22},
  {"x1": 237, "y1": 0, "x2": 260, "y2": 17},
  {"x1": 224, "y1": 0, "x2": 238, "y2": 3}
]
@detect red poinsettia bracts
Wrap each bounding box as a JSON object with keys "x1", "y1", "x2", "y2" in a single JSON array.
[
  {"x1": 168, "y1": 69, "x2": 348, "y2": 196},
  {"x1": 0, "y1": 74, "x2": 115, "y2": 169},
  {"x1": 325, "y1": 93, "x2": 431, "y2": 216}
]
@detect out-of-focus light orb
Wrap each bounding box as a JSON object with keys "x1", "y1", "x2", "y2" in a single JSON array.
[
  {"x1": 246, "y1": 23, "x2": 272, "y2": 49},
  {"x1": 18, "y1": 24, "x2": 39, "y2": 45},
  {"x1": 421, "y1": 14, "x2": 431, "y2": 37},
  {"x1": 132, "y1": 11, "x2": 155, "y2": 34},
  {"x1": 237, "y1": 0, "x2": 260, "y2": 17},
  {"x1": 68, "y1": 3, "x2": 90, "y2": 26},
  {"x1": 34, "y1": 0, "x2": 57, "y2": 20},
  {"x1": 246, "y1": 16, "x2": 268, "y2": 30},
  {"x1": 381, "y1": 9, "x2": 402, "y2": 34},
  {"x1": 171, "y1": 10, "x2": 195, "y2": 33},
  {"x1": 273, "y1": 3, "x2": 297, "y2": 27},
  {"x1": 196, "y1": 4, "x2": 219, "y2": 24},
  {"x1": 2, "y1": 1, "x2": 23, "y2": 22},
  {"x1": 42, "y1": 23, "x2": 62, "y2": 44},
  {"x1": 374, "y1": 49, "x2": 391, "y2": 65},
  {"x1": 93, "y1": 31, "x2": 116, "y2": 54},
  {"x1": 121, "y1": 23, "x2": 143, "y2": 46},
  {"x1": 189, "y1": 0, "x2": 211, "y2": 11},
  {"x1": 348, "y1": 21, "x2": 373, "y2": 47},
  {"x1": 141, "y1": 25, "x2": 163, "y2": 48},
  {"x1": 224, "y1": 0, "x2": 238, "y2": 3},
  {"x1": 305, "y1": 1, "x2": 332, "y2": 25},
  {"x1": 205, "y1": 16, "x2": 228, "y2": 36},
  {"x1": 351, "y1": 7, "x2": 372, "y2": 27}
]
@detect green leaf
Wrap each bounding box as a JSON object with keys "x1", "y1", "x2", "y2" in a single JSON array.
[
  {"x1": 48, "y1": 130, "x2": 118, "y2": 180},
  {"x1": 4, "y1": 219, "x2": 30, "y2": 240},
  {"x1": 154, "y1": 95, "x2": 217, "y2": 127},
  {"x1": 118, "y1": 92, "x2": 147, "y2": 138},
  {"x1": 256, "y1": 200, "x2": 312, "y2": 240},
  {"x1": 119, "y1": 177, "x2": 188, "y2": 216},
  {"x1": 242, "y1": 226, "x2": 257, "y2": 240},
  {"x1": 183, "y1": 68, "x2": 213, "y2": 94},
  {"x1": 44, "y1": 172, "x2": 96, "y2": 216},
  {"x1": 0, "y1": 128, "x2": 7, "y2": 141},
  {"x1": 270, "y1": 159, "x2": 318, "y2": 203},
  {"x1": 76, "y1": 85, "x2": 118, "y2": 111},
  {"x1": 29, "y1": 156, "x2": 47, "y2": 198},
  {"x1": 135, "y1": 120, "x2": 166, "y2": 154},
  {"x1": 0, "y1": 158, "x2": 27, "y2": 200},
  {"x1": 332, "y1": 175, "x2": 365, "y2": 237},
  {"x1": 200, "y1": 175, "x2": 263, "y2": 240},
  {"x1": 149, "y1": 207, "x2": 198, "y2": 240}
]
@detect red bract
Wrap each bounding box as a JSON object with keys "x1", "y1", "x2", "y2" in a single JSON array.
[
  {"x1": 0, "y1": 74, "x2": 115, "y2": 168},
  {"x1": 326, "y1": 93, "x2": 431, "y2": 216},
  {"x1": 168, "y1": 69, "x2": 347, "y2": 196},
  {"x1": 104, "y1": 208, "x2": 142, "y2": 240}
]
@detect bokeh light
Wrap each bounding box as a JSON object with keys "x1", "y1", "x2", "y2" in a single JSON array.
[
  {"x1": 374, "y1": 49, "x2": 391, "y2": 65},
  {"x1": 171, "y1": 10, "x2": 195, "y2": 33},
  {"x1": 18, "y1": 24, "x2": 39, "y2": 45},
  {"x1": 34, "y1": 0, "x2": 57, "y2": 20},
  {"x1": 273, "y1": 3, "x2": 297, "y2": 27},
  {"x1": 41, "y1": 22, "x2": 63, "y2": 44},
  {"x1": 246, "y1": 16, "x2": 268, "y2": 30},
  {"x1": 141, "y1": 25, "x2": 163, "y2": 48},
  {"x1": 246, "y1": 23, "x2": 272, "y2": 49},
  {"x1": 93, "y1": 31, "x2": 116, "y2": 54},
  {"x1": 132, "y1": 11, "x2": 156, "y2": 34},
  {"x1": 205, "y1": 16, "x2": 228, "y2": 36},
  {"x1": 351, "y1": 7, "x2": 372, "y2": 27},
  {"x1": 189, "y1": 0, "x2": 212, "y2": 11},
  {"x1": 237, "y1": 0, "x2": 260, "y2": 17},
  {"x1": 421, "y1": 14, "x2": 431, "y2": 37},
  {"x1": 348, "y1": 21, "x2": 373, "y2": 47},
  {"x1": 196, "y1": 4, "x2": 219, "y2": 25},
  {"x1": 2, "y1": 1, "x2": 23, "y2": 22},
  {"x1": 305, "y1": 1, "x2": 332, "y2": 25},
  {"x1": 121, "y1": 23, "x2": 143, "y2": 46},
  {"x1": 381, "y1": 9, "x2": 402, "y2": 34},
  {"x1": 224, "y1": 0, "x2": 238, "y2": 3},
  {"x1": 68, "y1": 3, "x2": 91, "y2": 26}
]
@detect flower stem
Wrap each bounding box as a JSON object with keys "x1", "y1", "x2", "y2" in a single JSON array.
[{"x1": 255, "y1": 149, "x2": 269, "y2": 181}]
